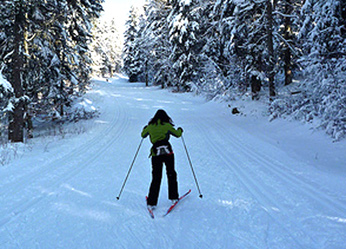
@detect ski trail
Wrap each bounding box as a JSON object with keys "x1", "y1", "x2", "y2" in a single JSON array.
[
  {"x1": 181, "y1": 120, "x2": 303, "y2": 248},
  {"x1": 225, "y1": 121, "x2": 346, "y2": 216},
  {"x1": 0, "y1": 86, "x2": 122, "y2": 196},
  {"x1": 0, "y1": 84, "x2": 129, "y2": 228},
  {"x1": 191, "y1": 114, "x2": 345, "y2": 248},
  {"x1": 200, "y1": 123, "x2": 315, "y2": 248},
  {"x1": 1, "y1": 79, "x2": 346, "y2": 248}
]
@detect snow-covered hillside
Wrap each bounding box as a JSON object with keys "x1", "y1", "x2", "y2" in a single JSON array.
[{"x1": 1, "y1": 76, "x2": 346, "y2": 248}]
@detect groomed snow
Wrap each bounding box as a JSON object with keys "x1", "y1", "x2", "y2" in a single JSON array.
[{"x1": 1, "y1": 76, "x2": 346, "y2": 248}]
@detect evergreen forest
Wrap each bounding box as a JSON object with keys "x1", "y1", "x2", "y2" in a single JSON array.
[{"x1": 1, "y1": 0, "x2": 346, "y2": 142}]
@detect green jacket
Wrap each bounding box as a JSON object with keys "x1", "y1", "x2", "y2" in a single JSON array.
[{"x1": 141, "y1": 121, "x2": 183, "y2": 156}]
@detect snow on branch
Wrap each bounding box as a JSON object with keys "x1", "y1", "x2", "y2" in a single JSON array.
[{"x1": 0, "y1": 73, "x2": 13, "y2": 93}]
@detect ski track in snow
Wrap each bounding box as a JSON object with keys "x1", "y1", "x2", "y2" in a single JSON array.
[
  {"x1": 0, "y1": 86, "x2": 128, "y2": 227},
  {"x1": 1, "y1": 76, "x2": 346, "y2": 249},
  {"x1": 196, "y1": 119, "x2": 339, "y2": 248}
]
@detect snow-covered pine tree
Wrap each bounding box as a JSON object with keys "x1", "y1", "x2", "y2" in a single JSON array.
[
  {"x1": 30, "y1": 0, "x2": 103, "y2": 119},
  {"x1": 197, "y1": 0, "x2": 244, "y2": 98},
  {"x1": 265, "y1": 0, "x2": 276, "y2": 98},
  {"x1": 274, "y1": 0, "x2": 302, "y2": 86},
  {"x1": 169, "y1": 0, "x2": 200, "y2": 91},
  {"x1": 0, "y1": 0, "x2": 103, "y2": 142},
  {"x1": 0, "y1": 72, "x2": 13, "y2": 113},
  {"x1": 108, "y1": 19, "x2": 123, "y2": 74},
  {"x1": 226, "y1": 0, "x2": 268, "y2": 99},
  {"x1": 226, "y1": 0, "x2": 278, "y2": 99},
  {"x1": 273, "y1": 0, "x2": 302, "y2": 89},
  {"x1": 271, "y1": 0, "x2": 346, "y2": 140},
  {"x1": 24, "y1": 0, "x2": 103, "y2": 120},
  {"x1": 209, "y1": 0, "x2": 236, "y2": 75},
  {"x1": 133, "y1": 13, "x2": 149, "y2": 83},
  {"x1": 64, "y1": 0, "x2": 103, "y2": 94},
  {"x1": 298, "y1": 0, "x2": 346, "y2": 139},
  {"x1": 0, "y1": 0, "x2": 30, "y2": 142},
  {"x1": 123, "y1": 6, "x2": 143, "y2": 82},
  {"x1": 0, "y1": 72, "x2": 13, "y2": 139},
  {"x1": 24, "y1": 0, "x2": 70, "y2": 122},
  {"x1": 91, "y1": 18, "x2": 122, "y2": 78},
  {"x1": 142, "y1": 0, "x2": 174, "y2": 88}
]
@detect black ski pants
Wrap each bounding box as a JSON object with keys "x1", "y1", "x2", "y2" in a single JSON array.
[{"x1": 147, "y1": 154, "x2": 179, "y2": 206}]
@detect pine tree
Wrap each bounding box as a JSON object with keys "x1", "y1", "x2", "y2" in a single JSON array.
[
  {"x1": 26, "y1": 0, "x2": 70, "y2": 121},
  {"x1": 299, "y1": 0, "x2": 346, "y2": 139},
  {"x1": 169, "y1": 0, "x2": 200, "y2": 91},
  {"x1": 205, "y1": 0, "x2": 236, "y2": 77},
  {"x1": 142, "y1": 0, "x2": 173, "y2": 88},
  {"x1": 91, "y1": 19, "x2": 122, "y2": 78},
  {"x1": 123, "y1": 6, "x2": 142, "y2": 82},
  {"x1": 64, "y1": 0, "x2": 103, "y2": 92},
  {"x1": 0, "y1": 72, "x2": 13, "y2": 138},
  {"x1": 266, "y1": 0, "x2": 276, "y2": 98},
  {"x1": 271, "y1": 0, "x2": 303, "y2": 88},
  {"x1": 0, "y1": 0, "x2": 104, "y2": 142},
  {"x1": 108, "y1": 19, "x2": 123, "y2": 74},
  {"x1": 0, "y1": 72, "x2": 13, "y2": 113},
  {"x1": 271, "y1": 0, "x2": 346, "y2": 140},
  {"x1": 193, "y1": 0, "x2": 247, "y2": 99},
  {"x1": 0, "y1": 0, "x2": 30, "y2": 142},
  {"x1": 227, "y1": 0, "x2": 267, "y2": 99}
]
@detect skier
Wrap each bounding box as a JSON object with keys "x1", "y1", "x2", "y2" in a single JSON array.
[{"x1": 141, "y1": 109, "x2": 183, "y2": 210}]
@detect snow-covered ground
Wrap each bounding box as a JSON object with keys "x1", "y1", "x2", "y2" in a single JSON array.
[{"x1": 1, "y1": 75, "x2": 346, "y2": 249}]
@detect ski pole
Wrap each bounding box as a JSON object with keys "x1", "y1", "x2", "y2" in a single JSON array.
[
  {"x1": 116, "y1": 138, "x2": 144, "y2": 200},
  {"x1": 181, "y1": 135, "x2": 203, "y2": 198}
]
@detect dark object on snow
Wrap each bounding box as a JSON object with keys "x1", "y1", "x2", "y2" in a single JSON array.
[
  {"x1": 291, "y1": 91, "x2": 302, "y2": 95},
  {"x1": 232, "y1": 108, "x2": 240, "y2": 115},
  {"x1": 129, "y1": 75, "x2": 138, "y2": 82}
]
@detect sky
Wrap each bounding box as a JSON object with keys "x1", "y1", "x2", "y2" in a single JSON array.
[{"x1": 100, "y1": 0, "x2": 146, "y2": 32}]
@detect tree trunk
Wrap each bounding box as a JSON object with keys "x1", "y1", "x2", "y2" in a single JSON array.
[
  {"x1": 59, "y1": 42, "x2": 66, "y2": 117},
  {"x1": 251, "y1": 75, "x2": 261, "y2": 100},
  {"x1": 145, "y1": 60, "x2": 148, "y2": 87},
  {"x1": 60, "y1": 79, "x2": 64, "y2": 117},
  {"x1": 266, "y1": 0, "x2": 276, "y2": 98},
  {"x1": 9, "y1": 3, "x2": 25, "y2": 143},
  {"x1": 283, "y1": 0, "x2": 293, "y2": 86}
]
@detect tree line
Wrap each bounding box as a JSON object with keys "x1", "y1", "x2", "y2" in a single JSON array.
[
  {"x1": 90, "y1": 18, "x2": 123, "y2": 79},
  {"x1": 123, "y1": 0, "x2": 346, "y2": 140},
  {"x1": 0, "y1": 0, "x2": 104, "y2": 143}
]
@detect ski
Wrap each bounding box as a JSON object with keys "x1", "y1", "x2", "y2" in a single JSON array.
[
  {"x1": 147, "y1": 206, "x2": 155, "y2": 219},
  {"x1": 146, "y1": 196, "x2": 155, "y2": 219},
  {"x1": 163, "y1": 189, "x2": 191, "y2": 217}
]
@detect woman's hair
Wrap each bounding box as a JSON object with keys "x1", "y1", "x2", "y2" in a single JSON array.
[{"x1": 149, "y1": 109, "x2": 174, "y2": 125}]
